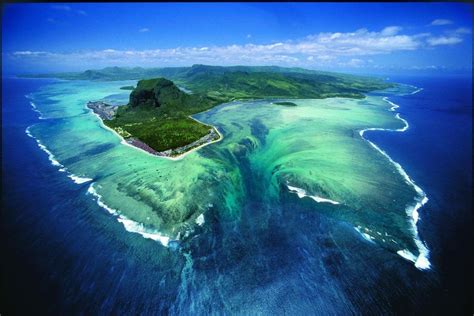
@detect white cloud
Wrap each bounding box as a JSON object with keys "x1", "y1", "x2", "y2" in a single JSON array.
[
  {"x1": 427, "y1": 36, "x2": 463, "y2": 46},
  {"x1": 338, "y1": 58, "x2": 365, "y2": 68},
  {"x1": 8, "y1": 26, "x2": 469, "y2": 69},
  {"x1": 317, "y1": 55, "x2": 334, "y2": 61},
  {"x1": 453, "y1": 27, "x2": 471, "y2": 35},
  {"x1": 430, "y1": 19, "x2": 453, "y2": 26},
  {"x1": 304, "y1": 27, "x2": 420, "y2": 55},
  {"x1": 13, "y1": 51, "x2": 51, "y2": 57},
  {"x1": 425, "y1": 27, "x2": 470, "y2": 46},
  {"x1": 139, "y1": 28, "x2": 150, "y2": 33},
  {"x1": 380, "y1": 26, "x2": 402, "y2": 36}
]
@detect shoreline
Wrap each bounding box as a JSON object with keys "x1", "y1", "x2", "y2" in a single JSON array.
[
  {"x1": 358, "y1": 87, "x2": 430, "y2": 270},
  {"x1": 86, "y1": 103, "x2": 224, "y2": 161}
]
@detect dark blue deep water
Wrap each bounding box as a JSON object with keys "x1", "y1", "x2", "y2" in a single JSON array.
[{"x1": 1, "y1": 76, "x2": 472, "y2": 314}]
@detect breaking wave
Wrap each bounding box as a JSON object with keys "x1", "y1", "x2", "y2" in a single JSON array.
[
  {"x1": 25, "y1": 126, "x2": 93, "y2": 185},
  {"x1": 86, "y1": 183, "x2": 172, "y2": 247},
  {"x1": 358, "y1": 90, "x2": 431, "y2": 270},
  {"x1": 286, "y1": 183, "x2": 341, "y2": 205}
]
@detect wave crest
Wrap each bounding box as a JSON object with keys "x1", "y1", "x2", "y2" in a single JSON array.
[{"x1": 359, "y1": 94, "x2": 431, "y2": 270}]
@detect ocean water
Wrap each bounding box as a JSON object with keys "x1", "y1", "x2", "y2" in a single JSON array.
[{"x1": 1, "y1": 75, "x2": 472, "y2": 314}]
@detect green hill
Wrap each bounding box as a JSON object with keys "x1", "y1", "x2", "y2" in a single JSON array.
[{"x1": 105, "y1": 78, "x2": 219, "y2": 153}]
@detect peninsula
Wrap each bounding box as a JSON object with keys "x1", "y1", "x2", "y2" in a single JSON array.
[{"x1": 88, "y1": 78, "x2": 221, "y2": 158}]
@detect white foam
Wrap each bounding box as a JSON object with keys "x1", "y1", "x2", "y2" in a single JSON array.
[
  {"x1": 395, "y1": 113, "x2": 409, "y2": 132},
  {"x1": 117, "y1": 216, "x2": 170, "y2": 246},
  {"x1": 29, "y1": 101, "x2": 45, "y2": 119},
  {"x1": 27, "y1": 127, "x2": 98, "y2": 186},
  {"x1": 26, "y1": 127, "x2": 64, "y2": 168},
  {"x1": 354, "y1": 227, "x2": 375, "y2": 243},
  {"x1": 87, "y1": 184, "x2": 118, "y2": 215},
  {"x1": 25, "y1": 126, "x2": 33, "y2": 138},
  {"x1": 287, "y1": 184, "x2": 340, "y2": 205},
  {"x1": 396, "y1": 248, "x2": 430, "y2": 269},
  {"x1": 195, "y1": 214, "x2": 205, "y2": 226},
  {"x1": 359, "y1": 96, "x2": 431, "y2": 270},
  {"x1": 414, "y1": 251, "x2": 431, "y2": 270},
  {"x1": 287, "y1": 184, "x2": 307, "y2": 198},
  {"x1": 67, "y1": 174, "x2": 93, "y2": 184},
  {"x1": 310, "y1": 195, "x2": 340, "y2": 205},
  {"x1": 410, "y1": 88, "x2": 423, "y2": 95},
  {"x1": 86, "y1": 183, "x2": 171, "y2": 247},
  {"x1": 397, "y1": 249, "x2": 417, "y2": 262},
  {"x1": 383, "y1": 97, "x2": 399, "y2": 111}
]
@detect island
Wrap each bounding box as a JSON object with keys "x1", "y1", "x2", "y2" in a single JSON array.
[
  {"x1": 119, "y1": 85, "x2": 135, "y2": 90},
  {"x1": 52, "y1": 65, "x2": 394, "y2": 157},
  {"x1": 273, "y1": 101, "x2": 297, "y2": 106}
]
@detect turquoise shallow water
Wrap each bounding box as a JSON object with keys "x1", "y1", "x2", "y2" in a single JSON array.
[
  {"x1": 0, "y1": 78, "x2": 472, "y2": 315},
  {"x1": 26, "y1": 79, "x2": 428, "y2": 267},
  {"x1": 4, "y1": 76, "x2": 472, "y2": 314}
]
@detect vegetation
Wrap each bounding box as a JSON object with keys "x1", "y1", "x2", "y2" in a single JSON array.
[
  {"x1": 24, "y1": 65, "x2": 393, "y2": 101},
  {"x1": 30, "y1": 65, "x2": 395, "y2": 153},
  {"x1": 105, "y1": 78, "x2": 219, "y2": 152},
  {"x1": 119, "y1": 85, "x2": 135, "y2": 90}
]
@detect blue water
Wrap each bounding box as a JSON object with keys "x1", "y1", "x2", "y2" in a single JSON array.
[{"x1": 1, "y1": 76, "x2": 472, "y2": 314}]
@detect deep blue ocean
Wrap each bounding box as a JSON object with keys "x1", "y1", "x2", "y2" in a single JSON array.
[{"x1": 2, "y1": 75, "x2": 472, "y2": 314}]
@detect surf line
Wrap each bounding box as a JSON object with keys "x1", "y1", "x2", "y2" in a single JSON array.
[
  {"x1": 287, "y1": 183, "x2": 341, "y2": 205},
  {"x1": 86, "y1": 183, "x2": 173, "y2": 247},
  {"x1": 25, "y1": 126, "x2": 93, "y2": 185},
  {"x1": 25, "y1": 126, "x2": 173, "y2": 247},
  {"x1": 29, "y1": 101, "x2": 46, "y2": 120},
  {"x1": 407, "y1": 85, "x2": 424, "y2": 95},
  {"x1": 358, "y1": 89, "x2": 431, "y2": 270}
]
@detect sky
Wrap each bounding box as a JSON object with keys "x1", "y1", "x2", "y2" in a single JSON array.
[{"x1": 2, "y1": 2, "x2": 472, "y2": 75}]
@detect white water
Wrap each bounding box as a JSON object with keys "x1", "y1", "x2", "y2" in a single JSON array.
[
  {"x1": 29, "y1": 101, "x2": 45, "y2": 119},
  {"x1": 410, "y1": 87, "x2": 424, "y2": 95},
  {"x1": 195, "y1": 214, "x2": 205, "y2": 226},
  {"x1": 26, "y1": 126, "x2": 94, "y2": 186},
  {"x1": 26, "y1": 100, "x2": 173, "y2": 247},
  {"x1": 354, "y1": 227, "x2": 376, "y2": 243},
  {"x1": 87, "y1": 183, "x2": 172, "y2": 247},
  {"x1": 287, "y1": 184, "x2": 341, "y2": 205},
  {"x1": 26, "y1": 126, "x2": 64, "y2": 168},
  {"x1": 67, "y1": 174, "x2": 93, "y2": 184},
  {"x1": 359, "y1": 92, "x2": 431, "y2": 270}
]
